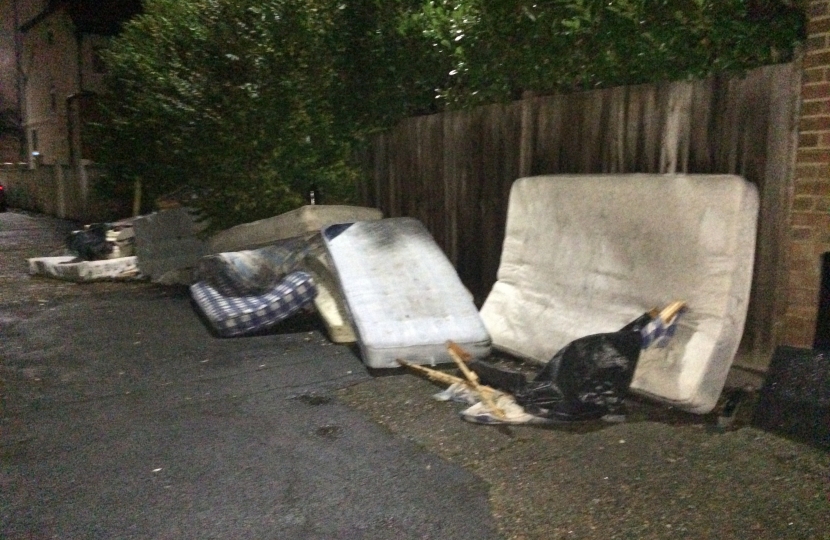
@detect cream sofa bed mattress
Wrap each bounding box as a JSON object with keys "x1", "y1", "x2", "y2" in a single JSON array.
[{"x1": 480, "y1": 174, "x2": 758, "y2": 413}]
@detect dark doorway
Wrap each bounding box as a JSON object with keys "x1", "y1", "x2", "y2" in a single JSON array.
[{"x1": 814, "y1": 252, "x2": 830, "y2": 350}]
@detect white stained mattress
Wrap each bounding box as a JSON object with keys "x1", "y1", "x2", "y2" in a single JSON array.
[
  {"x1": 28, "y1": 256, "x2": 141, "y2": 282},
  {"x1": 323, "y1": 217, "x2": 491, "y2": 368},
  {"x1": 479, "y1": 174, "x2": 759, "y2": 414}
]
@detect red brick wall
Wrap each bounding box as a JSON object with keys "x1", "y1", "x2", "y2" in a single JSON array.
[{"x1": 783, "y1": 0, "x2": 830, "y2": 347}]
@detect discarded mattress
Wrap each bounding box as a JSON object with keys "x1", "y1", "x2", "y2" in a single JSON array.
[
  {"x1": 194, "y1": 236, "x2": 356, "y2": 343},
  {"x1": 479, "y1": 174, "x2": 758, "y2": 414},
  {"x1": 190, "y1": 271, "x2": 317, "y2": 337},
  {"x1": 323, "y1": 217, "x2": 491, "y2": 368},
  {"x1": 133, "y1": 207, "x2": 207, "y2": 284},
  {"x1": 195, "y1": 237, "x2": 311, "y2": 295},
  {"x1": 28, "y1": 256, "x2": 141, "y2": 282},
  {"x1": 208, "y1": 204, "x2": 383, "y2": 253}
]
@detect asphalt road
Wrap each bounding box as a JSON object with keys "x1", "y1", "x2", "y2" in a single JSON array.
[{"x1": 0, "y1": 210, "x2": 499, "y2": 539}]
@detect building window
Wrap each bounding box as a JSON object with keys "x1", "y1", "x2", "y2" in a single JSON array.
[
  {"x1": 50, "y1": 85, "x2": 57, "y2": 112},
  {"x1": 31, "y1": 129, "x2": 38, "y2": 151}
]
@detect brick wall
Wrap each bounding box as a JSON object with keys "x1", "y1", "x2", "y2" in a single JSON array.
[{"x1": 783, "y1": 0, "x2": 830, "y2": 347}]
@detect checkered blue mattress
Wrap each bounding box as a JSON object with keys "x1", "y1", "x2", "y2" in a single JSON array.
[{"x1": 190, "y1": 270, "x2": 317, "y2": 337}]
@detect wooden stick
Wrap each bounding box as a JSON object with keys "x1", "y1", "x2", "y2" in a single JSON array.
[
  {"x1": 446, "y1": 343, "x2": 507, "y2": 419},
  {"x1": 659, "y1": 300, "x2": 686, "y2": 323},
  {"x1": 397, "y1": 359, "x2": 467, "y2": 386},
  {"x1": 446, "y1": 340, "x2": 473, "y2": 363},
  {"x1": 397, "y1": 359, "x2": 502, "y2": 397}
]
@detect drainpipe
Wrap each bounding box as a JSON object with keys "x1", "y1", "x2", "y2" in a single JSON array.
[
  {"x1": 74, "y1": 30, "x2": 86, "y2": 216},
  {"x1": 75, "y1": 29, "x2": 84, "y2": 92},
  {"x1": 12, "y1": 0, "x2": 25, "y2": 162}
]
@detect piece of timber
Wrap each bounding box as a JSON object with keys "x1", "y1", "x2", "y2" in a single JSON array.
[{"x1": 446, "y1": 342, "x2": 506, "y2": 419}]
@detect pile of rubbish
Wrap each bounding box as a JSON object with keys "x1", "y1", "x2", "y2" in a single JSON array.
[
  {"x1": 28, "y1": 219, "x2": 139, "y2": 281},
  {"x1": 27, "y1": 172, "x2": 762, "y2": 425},
  {"x1": 65, "y1": 220, "x2": 136, "y2": 260}
]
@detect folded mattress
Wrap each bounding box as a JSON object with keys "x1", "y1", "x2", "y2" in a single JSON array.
[
  {"x1": 480, "y1": 174, "x2": 758, "y2": 413},
  {"x1": 195, "y1": 237, "x2": 311, "y2": 296},
  {"x1": 323, "y1": 218, "x2": 491, "y2": 368},
  {"x1": 194, "y1": 235, "x2": 356, "y2": 343},
  {"x1": 190, "y1": 271, "x2": 317, "y2": 337}
]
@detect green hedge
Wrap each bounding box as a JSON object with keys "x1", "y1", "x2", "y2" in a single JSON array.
[{"x1": 95, "y1": 0, "x2": 804, "y2": 230}]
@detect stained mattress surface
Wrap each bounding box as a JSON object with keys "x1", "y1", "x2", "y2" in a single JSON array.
[
  {"x1": 323, "y1": 218, "x2": 491, "y2": 368},
  {"x1": 479, "y1": 174, "x2": 758, "y2": 413},
  {"x1": 195, "y1": 236, "x2": 356, "y2": 343}
]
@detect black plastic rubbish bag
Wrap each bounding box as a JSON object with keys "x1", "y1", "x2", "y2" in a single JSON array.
[
  {"x1": 471, "y1": 311, "x2": 653, "y2": 421},
  {"x1": 514, "y1": 330, "x2": 642, "y2": 421},
  {"x1": 66, "y1": 223, "x2": 113, "y2": 261}
]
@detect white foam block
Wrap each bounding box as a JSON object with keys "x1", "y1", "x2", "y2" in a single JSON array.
[
  {"x1": 303, "y1": 253, "x2": 357, "y2": 344},
  {"x1": 480, "y1": 174, "x2": 758, "y2": 413},
  {"x1": 323, "y1": 218, "x2": 491, "y2": 368}
]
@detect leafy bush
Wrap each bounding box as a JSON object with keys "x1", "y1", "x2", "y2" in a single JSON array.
[
  {"x1": 96, "y1": 0, "x2": 804, "y2": 229},
  {"x1": 97, "y1": 0, "x2": 363, "y2": 232},
  {"x1": 407, "y1": 0, "x2": 806, "y2": 108}
]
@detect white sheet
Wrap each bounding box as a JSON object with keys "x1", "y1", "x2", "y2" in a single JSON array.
[{"x1": 480, "y1": 174, "x2": 758, "y2": 413}]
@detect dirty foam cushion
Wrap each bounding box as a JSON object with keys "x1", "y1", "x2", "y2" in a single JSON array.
[
  {"x1": 480, "y1": 174, "x2": 758, "y2": 413},
  {"x1": 303, "y1": 252, "x2": 357, "y2": 344},
  {"x1": 323, "y1": 218, "x2": 491, "y2": 368},
  {"x1": 190, "y1": 271, "x2": 317, "y2": 337}
]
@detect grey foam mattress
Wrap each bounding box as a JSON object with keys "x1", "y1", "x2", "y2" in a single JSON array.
[{"x1": 322, "y1": 218, "x2": 491, "y2": 368}]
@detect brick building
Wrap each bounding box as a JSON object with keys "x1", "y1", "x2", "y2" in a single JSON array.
[
  {"x1": 16, "y1": 0, "x2": 140, "y2": 166},
  {"x1": 784, "y1": 0, "x2": 830, "y2": 348}
]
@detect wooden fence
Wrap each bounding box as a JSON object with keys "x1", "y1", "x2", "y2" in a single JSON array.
[{"x1": 359, "y1": 61, "x2": 801, "y2": 369}]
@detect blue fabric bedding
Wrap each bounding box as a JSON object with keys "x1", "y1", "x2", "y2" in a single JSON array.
[{"x1": 190, "y1": 270, "x2": 317, "y2": 337}]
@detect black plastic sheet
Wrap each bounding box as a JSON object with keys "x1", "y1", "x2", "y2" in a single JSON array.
[{"x1": 471, "y1": 312, "x2": 652, "y2": 421}]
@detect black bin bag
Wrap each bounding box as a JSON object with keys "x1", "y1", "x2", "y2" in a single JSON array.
[
  {"x1": 471, "y1": 312, "x2": 651, "y2": 421},
  {"x1": 66, "y1": 223, "x2": 113, "y2": 261},
  {"x1": 515, "y1": 330, "x2": 642, "y2": 421}
]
